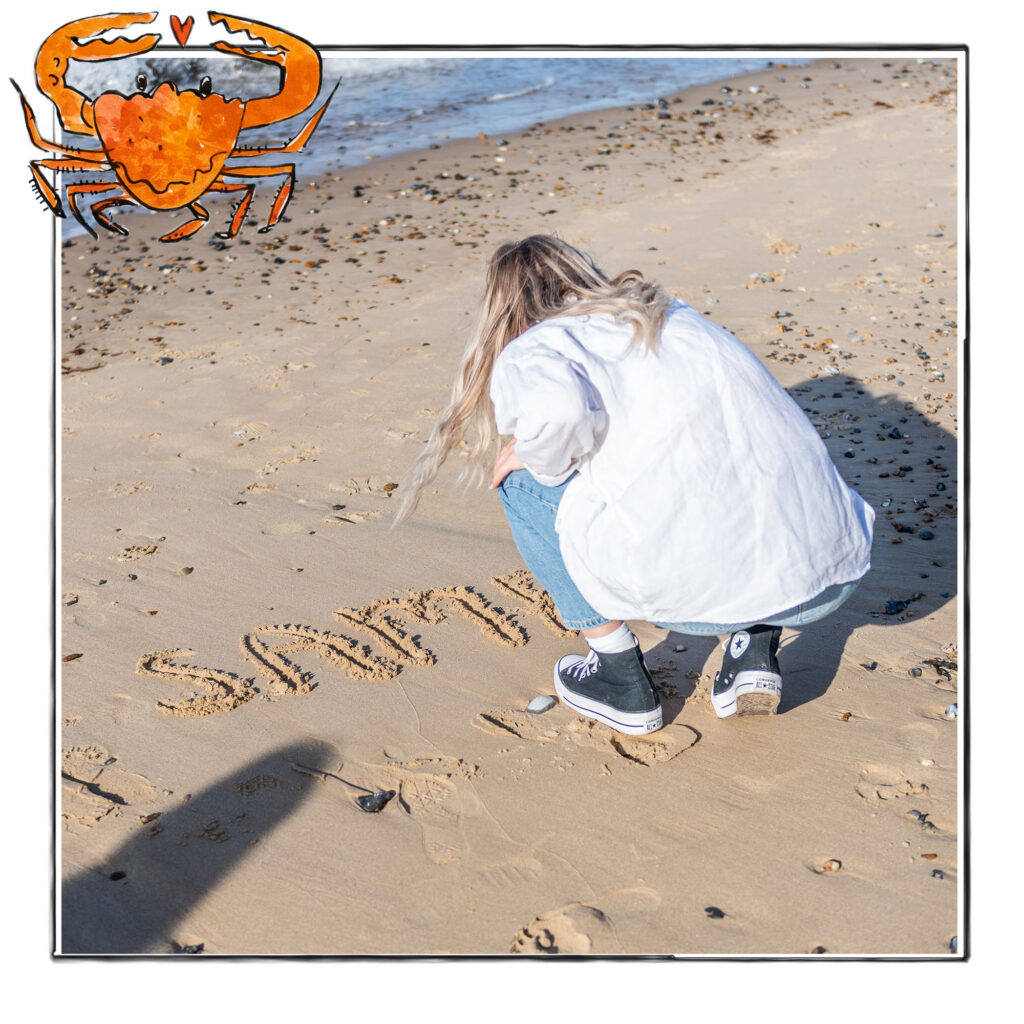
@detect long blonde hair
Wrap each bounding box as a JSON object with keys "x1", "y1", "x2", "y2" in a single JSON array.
[{"x1": 395, "y1": 235, "x2": 671, "y2": 523}]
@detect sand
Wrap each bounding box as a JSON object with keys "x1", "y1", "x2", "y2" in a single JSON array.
[{"x1": 52, "y1": 55, "x2": 962, "y2": 957}]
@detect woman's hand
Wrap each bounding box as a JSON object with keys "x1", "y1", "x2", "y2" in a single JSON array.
[{"x1": 490, "y1": 439, "x2": 526, "y2": 489}]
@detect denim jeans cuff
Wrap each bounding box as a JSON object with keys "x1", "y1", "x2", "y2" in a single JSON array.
[{"x1": 559, "y1": 614, "x2": 611, "y2": 631}]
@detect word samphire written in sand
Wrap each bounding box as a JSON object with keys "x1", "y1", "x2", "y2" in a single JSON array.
[{"x1": 136, "y1": 571, "x2": 570, "y2": 717}]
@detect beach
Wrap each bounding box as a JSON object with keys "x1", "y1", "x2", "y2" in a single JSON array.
[{"x1": 57, "y1": 55, "x2": 961, "y2": 956}]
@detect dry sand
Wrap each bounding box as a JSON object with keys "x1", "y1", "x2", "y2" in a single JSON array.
[{"x1": 55, "y1": 56, "x2": 961, "y2": 956}]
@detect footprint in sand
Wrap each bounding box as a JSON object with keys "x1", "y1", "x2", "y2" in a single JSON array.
[
  {"x1": 346, "y1": 756, "x2": 480, "y2": 867},
  {"x1": 511, "y1": 888, "x2": 660, "y2": 954},
  {"x1": 322, "y1": 506, "x2": 384, "y2": 526},
  {"x1": 258, "y1": 444, "x2": 321, "y2": 477},
  {"x1": 474, "y1": 707, "x2": 699, "y2": 765},
  {"x1": 854, "y1": 764, "x2": 930, "y2": 805},
  {"x1": 397, "y1": 760, "x2": 482, "y2": 867},
  {"x1": 396, "y1": 772, "x2": 472, "y2": 866},
  {"x1": 512, "y1": 903, "x2": 611, "y2": 954},
  {"x1": 854, "y1": 764, "x2": 954, "y2": 833},
  {"x1": 112, "y1": 544, "x2": 158, "y2": 561},
  {"x1": 61, "y1": 745, "x2": 157, "y2": 828},
  {"x1": 330, "y1": 476, "x2": 400, "y2": 499},
  {"x1": 319, "y1": 477, "x2": 402, "y2": 524},
  {"x1": 476, "y1": 857, "x2": 544, "y2": 891}
]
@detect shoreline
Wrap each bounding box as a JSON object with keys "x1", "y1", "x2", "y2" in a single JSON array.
[
  {"x1": 59, "y1": 54, "x2": 960, "y2": 956},
  {"x1": 58, "y1": 55, "x2": 819, "y2": 243}
]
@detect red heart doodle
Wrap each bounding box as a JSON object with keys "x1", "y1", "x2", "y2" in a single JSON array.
[{"x1": 170, "y1": 14, "x2": 194, "y2": 46}]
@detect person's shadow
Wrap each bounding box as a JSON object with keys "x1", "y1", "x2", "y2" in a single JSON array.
[
  {"x1": 644, "y1": 374, "x2": 958, "y2": 721},
  {"x1": 60, "y1": 739, "x2": 345, "y2": 955}
]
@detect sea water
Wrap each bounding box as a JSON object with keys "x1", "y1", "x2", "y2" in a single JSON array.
[
  {"x1": 302, "y1": 54, "x2": 798, "y2": 172},
  {"x1": 47, "y1": 52, "x2": 805, "y2": 236}
]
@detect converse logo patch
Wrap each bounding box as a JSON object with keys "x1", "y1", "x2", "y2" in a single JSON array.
[{"x1": 729, "y1": 632, "x2": 751, "y2": 660}]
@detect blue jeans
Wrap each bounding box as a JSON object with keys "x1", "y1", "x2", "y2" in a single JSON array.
[{"x1": 497, "y1": 469, "x2": 858, "y2": 635}]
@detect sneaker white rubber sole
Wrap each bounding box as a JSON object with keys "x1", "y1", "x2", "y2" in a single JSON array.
[
  {"x1": 553, "y1": 660, "x2": 663, "y2": 735},
  {"x1": 711, "y1": 670, "x2": 782, "y2": 719}
]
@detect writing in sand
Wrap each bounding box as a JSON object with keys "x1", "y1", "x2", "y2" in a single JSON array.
[{"x1": 136, "y1": 570, "x2": 570, "y2": 717}]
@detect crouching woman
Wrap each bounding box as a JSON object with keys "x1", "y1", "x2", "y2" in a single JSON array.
[{"x1": 397, "y1": 235, "x2": 874, "y2": 735}]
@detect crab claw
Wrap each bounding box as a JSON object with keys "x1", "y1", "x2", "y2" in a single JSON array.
[
  {"x1": 208, "y1": 11, "x2": 322, "y2": 130},
  {"x1": 34, "y1": 13, "x2": 161, "y2": 134}
]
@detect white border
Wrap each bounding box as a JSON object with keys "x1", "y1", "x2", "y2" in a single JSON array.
[{"x1": 6, "y1": 0, "x2": 1001, "y2": 1015}]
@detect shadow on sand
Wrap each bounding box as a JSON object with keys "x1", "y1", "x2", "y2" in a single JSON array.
[{"x1": 61, "y1": 738, "x2": 339, "y2": 955}]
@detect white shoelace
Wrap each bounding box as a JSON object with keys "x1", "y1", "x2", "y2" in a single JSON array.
[{"x1": 566, "y1": 649, "x2": 601, "y2": 680}]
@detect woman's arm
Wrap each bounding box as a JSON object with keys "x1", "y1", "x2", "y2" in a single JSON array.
[{"x1": 490, "y1": 343, "x2": 607, "y2": 486}]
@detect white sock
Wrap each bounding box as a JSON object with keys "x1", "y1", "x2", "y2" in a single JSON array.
[{"x1": 586, "y1": 623, "x2": 636, "y2": 654}]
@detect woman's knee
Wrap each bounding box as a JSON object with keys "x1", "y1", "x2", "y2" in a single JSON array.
[{"x1": 495, "y1": 474, "x2": 523, "y2": 518}]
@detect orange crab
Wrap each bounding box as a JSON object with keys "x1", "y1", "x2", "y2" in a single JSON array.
[{"x1": 12, "y1": 11, "x2": 334, "y2": 241}]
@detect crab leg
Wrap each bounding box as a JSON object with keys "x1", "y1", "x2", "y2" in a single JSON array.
[
  {"x1": 29, "y1": 163, "x2": 64, "y2": 216},
  {"x1": 26, "y1": 154, "x2": 109, "y2": 217},
  {"x1": 10, "y1": 79, "x2": 105, "y2": 158},
  {"x1": 204, "y1": 180, "x2": 257, "y2": 238},
  {"x1": 219, "y1": 164, "x2": 298, "y2": 232},
  {"x1": 208, "y1": 12, "x2": 321, "y2": 130},
  {"x1": 11, "y1": 77, "x2": 109, "y2": 214},
  {"x1": 161, "y1": 202, "x2": 211, "y2": 243},
  {"x1": 232, "y1": 82, "x2": 337, "y2": 157},
  {"x1": 33, "y1": 13, "x2": 160, "y2": 134},
  {"x1": 66, "y1": 181, "x2": 125, "y2": 237},
  {"x1": 92, "y1": 196, "x2": 141, "y2": 236}
]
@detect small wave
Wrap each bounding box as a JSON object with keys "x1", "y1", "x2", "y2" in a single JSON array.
[
  {"x1": 344, "y1": 107, "x2": 428, "y2": 129},
  {"x1": 484, "y1": 77, "x2": 555, "y2": 103},
  {"x1": 344, "y1": 117, "x2": 396, "y2": 129}
]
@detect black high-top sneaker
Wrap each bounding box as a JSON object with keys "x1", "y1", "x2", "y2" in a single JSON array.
[
  {"x1": 554, "y1": 644, "x2": 663, "y2": 735},
  {"x1": 711, "y1": 625, "x2": 782, "y2": 719}
]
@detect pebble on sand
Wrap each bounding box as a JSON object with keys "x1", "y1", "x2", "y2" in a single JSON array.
[
  {"x1": 526, "y1": 695, "x2": 557, "y2": 714},
  {"x1": 357, "y1": 790, "x2": 396, "y2": 813}
]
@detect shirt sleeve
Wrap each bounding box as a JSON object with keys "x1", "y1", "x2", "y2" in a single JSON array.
[{"x1": 491, "y1": 342, "x2": 608, "y2": 486}]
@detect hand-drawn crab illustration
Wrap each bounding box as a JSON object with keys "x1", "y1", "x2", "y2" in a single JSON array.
[{"x1": 12, "y1": 11, "x2": 334, "y2": 241}]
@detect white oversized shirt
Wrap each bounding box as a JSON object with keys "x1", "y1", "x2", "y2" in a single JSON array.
[{"x1": 490, "y1": 299, "x2": 875, "y2": 624}]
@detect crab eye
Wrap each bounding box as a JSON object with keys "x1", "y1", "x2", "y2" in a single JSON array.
[
  {"x1": 136, "y1": 73, "x2": 147, "y2": 92},
  {"x1": 199, "y1": 76, "x2": 212, "y2": 97}
]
